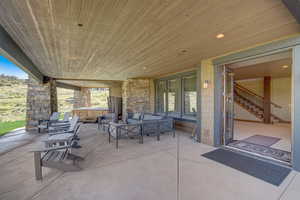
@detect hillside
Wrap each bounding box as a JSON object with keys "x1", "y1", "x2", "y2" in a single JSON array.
[
  {"x1": 0, "y1": 75, "x2": 109, "y2": 123},
  {"x1": 0, "y1": 75, "x2": 27, "y2": 122}
]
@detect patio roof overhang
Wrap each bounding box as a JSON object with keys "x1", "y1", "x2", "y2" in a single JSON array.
[{"x1": 0, "y1": 0, "x2": 299, "y2": 87}]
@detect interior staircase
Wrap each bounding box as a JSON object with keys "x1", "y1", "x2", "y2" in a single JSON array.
[{"x1": 234, "y1": 83, "x2": 285, "y2": 123}]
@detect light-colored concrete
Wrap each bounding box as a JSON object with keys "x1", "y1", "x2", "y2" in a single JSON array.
[
  {"x1": 0, "y1": 128, "x2": 38, "y2": 155},
  {"x1": 234, "y1": 121, "x2": 291, "y2": 152},
  {"x1": 0, "y1": 124, "x2": 299, "y2": 200}
]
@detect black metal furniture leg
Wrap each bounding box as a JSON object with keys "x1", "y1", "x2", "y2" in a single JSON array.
[
  {"x1": 108, "y1": 128, "x2": 111, "y2": 143},
  {"x1": 157, "y1": 122, "x2": 160, "y2": 141},
  {"x1": 116, "y1": 128, "x2": 119, "y2": 149},
  {"x1": 140, "y1": 125, "x2": 143, "y2": 144}
]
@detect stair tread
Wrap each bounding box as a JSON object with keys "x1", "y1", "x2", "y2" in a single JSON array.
[{"x1": 234, "y1": 87, "x2": 284, "y2": 123}]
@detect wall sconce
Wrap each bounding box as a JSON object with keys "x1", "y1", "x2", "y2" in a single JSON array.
[{"x1": 203, "y1": 80, "x2": 210, "y2": 89}]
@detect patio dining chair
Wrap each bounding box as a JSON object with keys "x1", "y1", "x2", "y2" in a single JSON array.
[{"x1": 98, "y1": 113, "x2": 116, "y2": 132}]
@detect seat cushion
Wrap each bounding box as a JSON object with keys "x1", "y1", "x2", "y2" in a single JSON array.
[
  {"x1": 132, "y1": 113, "x2": 141, "y2": 120},
  {"x1": 143, "y1": 115, "x2": 163, "y2": 120},
  {"x1": 127, "y1": 119, "x2": 139, "y2": 124}
]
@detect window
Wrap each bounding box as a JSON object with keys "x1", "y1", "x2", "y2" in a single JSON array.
[
  {"x1": 167, "y1": 79, "x2": 180, "y2": 117},
  {"x1": 156, "y1": 80, "x2": 166, "y2": 113},
  {"x1": 183, "y1": 75, "x2": 197, "y2": 116},
  {"x1": 155, "y1": 71, "x2": 197, "y2": 121}
]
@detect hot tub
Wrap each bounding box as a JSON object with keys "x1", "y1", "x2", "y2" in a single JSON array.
[{"x1": 72, "y1": 107, "x2": 108, "y2": 122}]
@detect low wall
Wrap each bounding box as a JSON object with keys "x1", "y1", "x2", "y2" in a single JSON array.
[{"x1": 175, "y1": 120, "x2": 196, "y2": 133}]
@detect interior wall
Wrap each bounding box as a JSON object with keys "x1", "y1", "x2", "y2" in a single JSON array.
[
  {"x1": 271, "y1": 77, "x2": 291, "y2": 121},
  {"x1": 235, "y1": 77, "x2": 291, "y2": 122},
  {"x1": 238, "y1": 78, "x2": 264, "y2": 96}
]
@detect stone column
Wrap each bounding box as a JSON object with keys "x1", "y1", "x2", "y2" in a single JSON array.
[
  {"x1": 49, "y1": 78, "x2": 58, "y2": 113},
  {"x1": 26, "y1": 76, "x2": 58, "y2": 131},
  {"x1": 73, "y1": 87, "x2": 91, "y2": 109},
  {"x1": 122, "y1": 78, "x2": 155, "y2": 116}
]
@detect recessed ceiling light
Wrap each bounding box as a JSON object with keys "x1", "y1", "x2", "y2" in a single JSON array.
[
  {"x1": 282, "y1": 65, "x2": 289, "y2": 69},
  {"x1": 216, "y1": 33, "x2": 225, "y2": 39}
]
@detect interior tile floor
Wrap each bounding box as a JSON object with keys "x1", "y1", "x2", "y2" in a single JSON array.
[
  {"x1": 0, "y1": 123, "x2": 299, "y2": 200},
  {"x1": 234, "y1": 121, "x2": 291, "y2": 152}
]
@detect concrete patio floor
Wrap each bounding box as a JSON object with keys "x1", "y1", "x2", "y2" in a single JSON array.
[{"x1": 0, "y1": 124, "x2": 300, "y2": 200}]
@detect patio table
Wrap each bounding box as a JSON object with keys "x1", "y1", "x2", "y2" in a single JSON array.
[{"x1": 108, "y1": 122, "x2": 143, "y2": 149}]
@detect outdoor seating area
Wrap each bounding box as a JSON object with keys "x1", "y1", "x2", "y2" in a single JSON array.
[
  {"x1": 99, "y1": 112, "x2": 175, "y2": 149},
  {"x1": 1, "y1": 1, "x2": 300, "y2": 199},
  {"x1": 1, "y1": 123, "x2": 300, "y2": 200},
  {"x1": 30, "y1": 111, "x2": 176, "y2": 179}
]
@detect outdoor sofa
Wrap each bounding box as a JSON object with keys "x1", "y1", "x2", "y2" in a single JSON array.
[{"x1": 126, "y1": 112, "x2": 175, "y2": 137}]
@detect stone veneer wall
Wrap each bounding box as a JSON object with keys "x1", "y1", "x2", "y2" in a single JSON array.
[
  {"x1": 200, "y1": 60, "x2": 215, "y2": 145},
  {"x1": 122, "y1": 79, "x2": 155, "y2": 116},
  {"x1": 49, "y1": 78, "x2": 58, "y2": 113},
  {"x1": 26, "y1": 76, "x2": 57, "y2": 131},
  {"x1": 73, "y1": 88, "x2": 91, "y2": 109}
]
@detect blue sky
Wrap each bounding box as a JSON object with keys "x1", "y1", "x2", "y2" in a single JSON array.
[{"x1": 0, "y1": 55, "x2": 28, "y2": 79}]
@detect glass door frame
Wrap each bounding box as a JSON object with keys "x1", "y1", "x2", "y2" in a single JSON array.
[{"x1": 223, "y1": 65, "x2": 235, "y2": 145}]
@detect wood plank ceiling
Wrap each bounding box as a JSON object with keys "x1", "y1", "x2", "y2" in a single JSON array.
[{"x1": 0, "y1": 0, "x2": 299, "y2": 81}]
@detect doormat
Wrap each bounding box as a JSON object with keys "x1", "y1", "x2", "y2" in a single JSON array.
[
  {"x1": 228, "y1": 141, "x2": 291, "y2": 163},
  {"x1": 242, "y1": 135, "x2": 280, "y2": 147},
  {"x1": 202, "y1": 148, "x2": 291, "y2": 186}
]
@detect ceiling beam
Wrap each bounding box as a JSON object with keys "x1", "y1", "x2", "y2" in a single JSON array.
[
  {"x1": 56, "y1": 81, "x2": 81, "y2": 91},
  {"x1": 0, "y1": 25, "x2": 44, "y2": 82},
  {"x1": 55, "y1": 77, "x2": 122, "y2": 83},
  {"x1": 282, "y1": 0, "x2": 300, "y2": 24}
]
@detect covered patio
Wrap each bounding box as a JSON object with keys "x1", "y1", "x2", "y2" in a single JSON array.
[
  {"x1": 0, "y1": 124, "x2": 299, "y2": 200},
  {"x1": 1, "y1": 0, "x2": 300, "y2": 199}
]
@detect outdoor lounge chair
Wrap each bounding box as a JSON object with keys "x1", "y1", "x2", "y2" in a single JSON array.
[
  {"x1": 37, "y1": 112, "x2": 60, "y2": 133},
  {"x1": 32, "y1": 142, "x2": 84, "y2": 180},
  {"x1": 43, "y1": 123, "x2": 82, "y2": 148},
  {"x1": 49, "y1": 112, "x2": 71, "y2": 127},
  {"x1": 48, "y1": 115, "x2": 79, "y2": 134}
]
